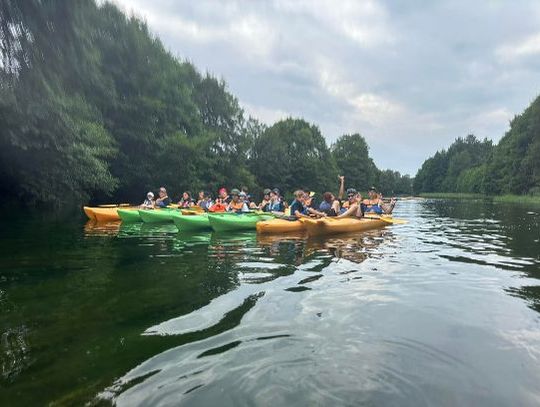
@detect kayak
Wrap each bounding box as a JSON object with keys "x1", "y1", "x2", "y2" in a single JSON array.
[
  {"x1": 90, "y1": 207, "x2": 123, "y2": 222},
  {"x1": 172, "y1": 214, "x2": 211, "y2": 231},
  {"x1": 138, "y1": 209, "x2": 180, "y2": 223},
  {"x1": 83, "y1": 206, "x2": 97, "y2": 220},
  {"x1": 83, "y1": 204, "x2": 132, "y2": 221},
  {"x1": 118, "y1": 209, "x2": 142, "y2": 223},
  {"x1": 180, "y1": 207, "x2": 204, "y2": 215},
  {"x1": 300, "y1": 217, "x2": 387, "y2": 236},
  {"x1": 208, "y1": 213, "x2": 273, "y2": 232},
  {"x1": 256, "y1": 218, "x2": 306, "y2": 234}
]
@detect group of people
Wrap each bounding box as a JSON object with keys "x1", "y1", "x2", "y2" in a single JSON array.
[
  {"x1": 140, "y1": 176, "x2": 396, "y2": 219},
  {"x1": 289, "y1": 176, "x2": 396, "y2": 219}
]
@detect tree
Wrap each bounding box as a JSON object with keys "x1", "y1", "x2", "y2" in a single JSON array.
[
  {"x1": 331, "y1": 134, "x2": 378, "y2": 191},
  {"x1": 250, "y1": 118, "x2": 338, "y2": 194}
]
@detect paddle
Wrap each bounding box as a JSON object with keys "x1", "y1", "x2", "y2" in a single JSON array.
[{"x1": 364, "y1": 215, "x2": 407, "y2": 224}]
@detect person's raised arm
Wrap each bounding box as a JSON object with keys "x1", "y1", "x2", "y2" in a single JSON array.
[{"x1": 338, "y1": 175, "x2": 345, "y2": 200}]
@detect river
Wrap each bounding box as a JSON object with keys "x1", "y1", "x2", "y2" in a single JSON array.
[{"x1": 1, "y1": 199, "x2": 539, "y2": 406}]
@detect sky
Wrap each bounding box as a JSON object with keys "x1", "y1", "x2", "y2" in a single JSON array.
[{"x1": 111, "y1": 0, "x2": 540, "y2": 175}]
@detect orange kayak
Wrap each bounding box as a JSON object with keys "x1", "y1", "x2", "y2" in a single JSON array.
[
  {"x1": 83, "y1": 206, "x2": 139, "y2": 222},
  {"x1": 83, "y1": 206, "x2": 97, "y2": 220},
  {"x1": 256, "y1": 218, "x2": 306, "y2": 234},
  {"x1": 300, "y1": 217, "x2": 387, "y2": 236},
  {"x1": 90, "y1": 207, "x2": 123, "y2": 222}
]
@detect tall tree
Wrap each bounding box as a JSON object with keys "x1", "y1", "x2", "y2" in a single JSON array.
[
  {"x1": 331, "y1": 134, "x2": 378, "y2": 191},
  {"x1": 250, "y1": 118, "x2": 338, "y2": 194}
]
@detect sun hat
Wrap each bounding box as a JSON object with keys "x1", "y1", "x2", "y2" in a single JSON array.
[{"x1": 147, "y1": 191, "x2": 154, "y2": 198}]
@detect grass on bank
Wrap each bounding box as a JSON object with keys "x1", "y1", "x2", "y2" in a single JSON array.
[{"x1": 419, "y1": 193, "x2": 540, "y2": 205}]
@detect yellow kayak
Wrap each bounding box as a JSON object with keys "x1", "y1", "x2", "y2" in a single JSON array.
[
  {"x1": 300, "y1": 217, "x2": 387, "y2": 236},
  {"x1": 256, "y1": 218, "x2": 306, "y2": 234},
  {"x1": 83, "y1": 206, "x2": 97, "y2": 220},
  {"x1": 84, "y1": 207, "x2": 123, "y2": 222}
]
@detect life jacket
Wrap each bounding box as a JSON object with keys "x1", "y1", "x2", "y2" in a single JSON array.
[{"x1": 209, "y1": 202, "x2": 227, "y2": 212}]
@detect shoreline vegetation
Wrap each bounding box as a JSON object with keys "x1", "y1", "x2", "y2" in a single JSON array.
[
  {"x1": 1, "y1": 1, "x2": 538, "y2": 208},
  {"x1": 0, "y1": 1, "x2": 411, "y2": 208},
  {"x1": 419, "y1": 193, "x2": 540, "y2": 205}
]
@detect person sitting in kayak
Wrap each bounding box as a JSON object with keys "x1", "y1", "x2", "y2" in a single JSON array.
[
  {"x1": 198, "y1": 192, "x2": 213, "y2": 212},
  {"x1": 290, "y1": 190, "x2": 322, "y2": 218},
  {"x1": 209, "y1": 187, "x2": 230, "y2": 212},
  {"x1": 319, "y1": 192, "x2": 340, "y2": 216},
  {"x1": 140, "y1": 191, "x2": 155, "y2": 209},
  {"x1": 155, "y1": 187, "x2": 171, "y2": 208},
  {"x1": 290, "y1": 190, "x2": 307, "y2": 218},
  {"x1": 178, "y1": 191, "x2": 195, "y2": 208},
  {"x1": 362, "y1": 187, "x2": 397, "y2": 214},
  {"x1": 227, "y1": 189, "x2": 250, "y2": 212},
  {"x1": 319, "y1": 175, "x2": 345, "y2": 216},
  {"x1": 196, "y1": 191, "x2": 205, "y2": 206},
  {"x1": 218, "y1": 187, "x2": 231, "y2": 204},
  {"x1": 268, "y1": 188, "x2": 285, "y2": 212},
  {"x1": 360, "y1": 187, "x2": 383, "y2": 214},
  {"x1": 259, "y1": 188, "x2": 272, "y2": 212},
  {"x1": 303, "y1": 192, "x2": 327, "y2": 217},
  {"x1": 241, "y1": 186, "x2": 258, "y2": 209},
  {"x1": 337, "y1": 189, "x2": 363, "y2": 218}
]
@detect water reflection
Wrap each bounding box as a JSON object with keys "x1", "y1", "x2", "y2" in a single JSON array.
[{"x1": 2, "y1": 200, "x2": 540, "y2": 406}]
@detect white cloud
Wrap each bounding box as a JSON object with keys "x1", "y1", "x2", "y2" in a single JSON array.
[
  {"x1": 242, "y1": 103, "x2": 290, "y2": 125},
  {"x1": 274, "y1": 0, "x2": 394, "y2": 47},
  {"x1": 105, "y1": 0, "x2": 540, "y2": 174},
  {"x1": 496, "y1": 32, "x2": 540, "y2": 61}
]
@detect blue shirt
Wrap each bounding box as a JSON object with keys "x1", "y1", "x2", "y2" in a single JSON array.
[
  {"x1": 268, "y1": 199, "x2": 284, "y2": 212},
  {"x1": 290, "y1": 200, "x2": 305, "y2": 216},
  {"x1": 319, "y1": 201, "x2": 332, "y2": 212},
  {"x1": 156, "y1": 197, "x2": 171, "y2": 208}
]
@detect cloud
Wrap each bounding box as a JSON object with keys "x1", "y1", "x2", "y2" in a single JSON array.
[
  {"x1": 496, "y1": 32, "x2": 540, "y2": 61},
  {"x1": 109, "y1": 0, "x2": 540, "y2": 175}
]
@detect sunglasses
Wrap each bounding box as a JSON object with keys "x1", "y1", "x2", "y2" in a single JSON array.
[{"x1": 348, "y1": 194, "x2": 355, "y2": 198}]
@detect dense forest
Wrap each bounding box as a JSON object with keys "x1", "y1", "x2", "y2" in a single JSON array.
[
  {"x1": 414, "y1": 97, "x2": 540, "y2": 196},
  {"x1": 0, "y1": 0, "x2": 411, "y2": 208}
]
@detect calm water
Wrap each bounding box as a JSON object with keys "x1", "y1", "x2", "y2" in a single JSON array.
[{"x1": 1, "y1": 199, "x2": 539, "y2": 406}]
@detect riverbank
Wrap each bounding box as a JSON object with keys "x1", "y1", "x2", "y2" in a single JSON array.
[{"x1": 419, "y1": 193, "x2": 540, "y2": 205}]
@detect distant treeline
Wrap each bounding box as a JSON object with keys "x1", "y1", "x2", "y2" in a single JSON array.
[
  {"x1": 414, "y1": 97, "x2": 540, "y2": 196},
  {"x1": 0, "y1": 0, "x2": 411, "y2": 207}
]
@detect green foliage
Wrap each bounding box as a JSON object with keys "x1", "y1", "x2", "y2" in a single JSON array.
[
  {"x1": 414, "y1": 135, "x2": 494, "y2": 194},
  {"x1": 250, "y1": 118, "x2": 338, "y2": 193},
  {"x1": 331, "y1": 134, "x2": 377, "y2": 190},
  {"x1": 415, "y1": 95, "x2": 540, "y2": 197},
  {"x1": 487, "y1": 97, "x2": 540, "y2": 195},
  {"x1": 0, "y1": 0, "x2": 260, "y2": 206}
]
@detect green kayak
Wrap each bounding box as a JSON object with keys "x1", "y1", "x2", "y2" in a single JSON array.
[
  {"x1": 172, "y1": 214, "x2": 211, "y2": 231},
  {"x1": 138, "y1": 209, "x2": 180, "y2": 223},
  {"x1": 208, "y1": 213, "x2": 273, "y2": 232},
  {"x1": 118, "y1": 209, "x2": 142, "y2": 223}
]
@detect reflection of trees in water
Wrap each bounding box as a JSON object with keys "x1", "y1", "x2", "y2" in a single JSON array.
[
  {"x1": 306, "y1": 229, "x2": 390, "y2": 264},
  {"x1": 422, "y1": 199, "x2": 540, "y2": 315},
  {"x1": 84, "y1": 220, "x2": 122, "y2": 236},
  {"x1": 256, "y1": 229, "x2": 392, "y2": 266},
  {"x1": 421, "y1": 199, "x2": 540, "y2": 266},
  {"x1": 256, "y1": 233, "x2": 307, "y2": 266}
]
